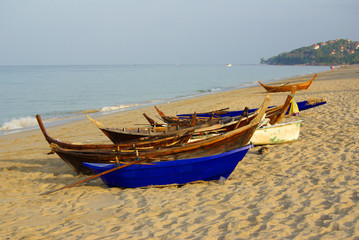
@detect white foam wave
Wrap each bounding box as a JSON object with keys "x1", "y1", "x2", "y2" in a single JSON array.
[
  {"x1": 100, "y1": 106, "x2": 121, "y2": 112},
  {"x1": 210, "y1": 88, "x2": 221, "y2": 92},
  {"x1": 100, "y1": 104, "x2": 142, "y2": 112},
  {"x1": 0, "y1": 117, "x2": 37, "y2": 131}
]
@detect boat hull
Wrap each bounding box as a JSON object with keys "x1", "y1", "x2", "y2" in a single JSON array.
[
  {"x1": 52, "y1": 122, "x2": 258, "y2": 175},
  {"x1": 250, "y1": 120, "x2": 302, "y2": 145},
  {"x1": 177, "y1": 100, "x2": 326, "y2": 119},
  {"x1": 258, "y1": 74, "x2": 317, "y2": 92},
  {"x1": 83, "y1": 144, "x2": 252, "y2": 188}
]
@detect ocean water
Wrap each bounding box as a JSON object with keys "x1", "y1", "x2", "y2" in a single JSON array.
[{"x1": 0, "y1": 64, "x2": 328, "y2": 135}]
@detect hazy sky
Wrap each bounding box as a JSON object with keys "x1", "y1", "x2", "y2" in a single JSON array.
[{"x1": 1, "y1": 0, "x2": 358, "y2": 65}]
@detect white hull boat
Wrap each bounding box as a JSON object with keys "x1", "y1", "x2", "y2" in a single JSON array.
[{"x1": 250, "y1": 120, "x2": 302, "y2": 145}]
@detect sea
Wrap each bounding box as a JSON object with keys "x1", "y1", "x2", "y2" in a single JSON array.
[{"x1": 0, "y1": 64, "x2": 329, "y2": 136}]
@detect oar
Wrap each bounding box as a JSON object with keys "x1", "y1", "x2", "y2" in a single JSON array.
[
  {"x1": 40, "y1": 158, "x2": 148, "y2": 196},
  {"x1": 143, "y1": 113, "x2": 166, "y2": 127},
  {"x1": 270, "y1": 87, "x2": 296, "y2": 124},
  {"x1": 234, "y1": 107, "x2": 249, "y2": 129},
  {"x1": 154, "y1": 106, "x2": 166, "y2": 118},
  {"x1": 86, "y1": 115, "x2": 105, "y2": 129}
]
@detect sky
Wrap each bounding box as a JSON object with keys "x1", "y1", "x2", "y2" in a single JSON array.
[{"x1": 1, "y1": 0, "x2": 358, "y2": 65}]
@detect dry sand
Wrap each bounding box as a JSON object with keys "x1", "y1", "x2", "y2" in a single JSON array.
[{"x1": 1, "y1": 65, "x2": 358, "y2": 239}]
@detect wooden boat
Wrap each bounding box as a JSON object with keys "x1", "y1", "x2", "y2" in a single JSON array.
[
  {"x1": 177, "y1": 97, "x2": 326, "y2": 119},
  {"x1": 36, "y1": 115, "x2": 194, "y2": 175},
  {"x1": 87, "y1": 115, "x2": 233, "y2": 145},
  {"x1": 86, "y1": 114, "x2": 197, "y2": 144},
  {"x1": 258, "y1": 74, "x2": 317, "y2": 92},
  {"x1": 99, "y1": 126, "x2": 180, "y2": 144},
  {"x1": 49, "y1": 95, "x2": 271, "y2": 175},
  {"x1": 154, "y1": 106, "x2": 222, "y2": 126},
  {"x1": 36, "y1": 115, "x2": 193, "y2": 151},
  {"x1": 91, "y1": 93, "x2": 294, "y2": 146},
  {"x1": 153, "y1": 91, "x2": 294, "y2": 126},
  {"x1": 96, "y1": 105, "x2": 255, "y2": 144},
  {"x1": 250, "y1": 120, "x2": 302, "y2": 145},
  {"x1": 83, "y1": 144, "x2": 252, "y2": 188}
]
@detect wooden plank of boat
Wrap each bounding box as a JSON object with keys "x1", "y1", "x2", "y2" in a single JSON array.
[
  {"x1": 41, "y1": 157, "x2": 150, "y2": 195},
  {"x1": 82, "y1": 144, "x2": 252, "y2": 188},
  {"x1": 154, "y1": 105, "x2": 222, "y2": 125},
  {"x1": 49, "y1": 95, "x2": 271, "y2": 175},
  {"x1": 250, "y1": 120, "x2": 302, "y2": 145},
  {"x1": 86, "y1": 114, "x2": 187, "y2": 144},
  {"x1": 258, "y1": 74, "x2": 317, "y2": 92}
]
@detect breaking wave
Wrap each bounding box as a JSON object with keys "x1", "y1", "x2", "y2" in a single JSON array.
[
  {"x1": 210, "y1": 88, "x2": 221, "y2": 92},
  {"x1": 0, "y1": 117, "x2": 37, "y2": 131},
  {"x1": 100, "y1": 104, "x2": 142, "y2": 112}
]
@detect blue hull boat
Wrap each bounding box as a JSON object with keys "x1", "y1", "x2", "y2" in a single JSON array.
[
  {"x1": 83, "y1": 144, "x2": 252, "y2": 188},
  {"x1": 177, "y1": 99, "x2": 326, "y2": 119}
]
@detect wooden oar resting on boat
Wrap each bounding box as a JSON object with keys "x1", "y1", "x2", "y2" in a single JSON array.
[
  {"x1": 41, "y1": 157, "x2": 152, "y2": 195},
  {"x1": 258, "y1": 74, "x2": 317, "y2": 92},
  {"x1": 49, "y1": 95, "x2": 271, "y2": 175},
  {"x1": 41, "y1": 144, "x2": 253, "y2": 195}
]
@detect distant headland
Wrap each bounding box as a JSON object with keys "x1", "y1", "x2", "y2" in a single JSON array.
[{"x1": 261, "y1": 39, "x2": 359, "y2": 66}]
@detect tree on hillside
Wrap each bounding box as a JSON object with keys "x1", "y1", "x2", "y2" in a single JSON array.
[{"x1": 261, "y1": 39, "x2": 359, "y2": 65}]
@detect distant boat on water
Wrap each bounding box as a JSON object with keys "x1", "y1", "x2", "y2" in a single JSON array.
[{"x1": 226, "y1": 64, "x2": 232, "y2": 67}]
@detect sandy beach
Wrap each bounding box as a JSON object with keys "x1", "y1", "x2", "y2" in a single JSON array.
[{"x1": 1, "y1": 65, "x2": 358, "y2": 239}]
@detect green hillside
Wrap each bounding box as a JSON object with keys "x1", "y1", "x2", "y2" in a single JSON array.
[{"x1": 261, "y1": 39, "x2": 359, "y2": 65}]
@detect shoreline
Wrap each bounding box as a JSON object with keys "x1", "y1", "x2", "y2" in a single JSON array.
[
  {"x1": 0, "y1": 65, "x2": 329, "y2": 138},
  {"x1": 1, "y1": 65, "x2": 358, "y2": 239}
]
